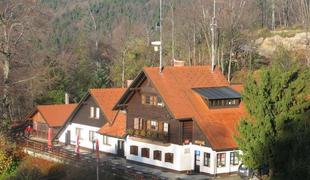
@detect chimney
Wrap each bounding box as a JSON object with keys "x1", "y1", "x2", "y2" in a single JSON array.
[
  {"x1": 127, "y1": 80, "x2": 133, "y2": 87},
  {"x1": 65, "y1": 93, "x2": 69, "y2": 104},
  {"x1": 173, "y1": 59, "x2": 185, "y2": 67}
]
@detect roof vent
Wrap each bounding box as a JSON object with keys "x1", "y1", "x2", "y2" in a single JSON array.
[{"x1": 173, "y1": 59, "x2": 185, "y2": 67}]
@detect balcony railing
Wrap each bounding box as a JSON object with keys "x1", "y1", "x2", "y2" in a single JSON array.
[{"x1": 127, "y1": 129, "x2": 169, "y2": 143}]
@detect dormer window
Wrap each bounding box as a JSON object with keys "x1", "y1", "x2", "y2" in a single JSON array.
[{"x1": 193, "y1": 87, "x2": 241, "y2": 109}]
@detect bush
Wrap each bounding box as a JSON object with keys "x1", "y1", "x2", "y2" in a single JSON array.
[{"x1": 126, "y1": 129, "x2": 134, "y2": 136}]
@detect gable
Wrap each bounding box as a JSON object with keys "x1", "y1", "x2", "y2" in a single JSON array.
[
  {"x1": 70, "y1": 94, "x2": 106, "y2": 127},
  {"x1": 31, "y1": 111, "x2": 47, "y2": 124}
]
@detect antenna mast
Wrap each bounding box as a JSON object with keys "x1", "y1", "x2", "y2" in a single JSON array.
[
  {"x1": 211, "y1": 0, "x2": 217, "y2": 71},
  {"x1": 159, "y1": 0, "x2": 163, "y2": 73}
]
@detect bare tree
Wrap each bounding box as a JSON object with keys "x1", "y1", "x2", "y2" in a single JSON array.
[
  {"x1": 0, "y1": 2, "x2": 24, "y2": 121},
  {"x1": 220, "y1": 0, "x2": 246, "y2": 82}
]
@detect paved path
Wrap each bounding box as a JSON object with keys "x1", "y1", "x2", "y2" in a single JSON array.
[{"x1": 99, "y1": 156, "x2": 242, "y2": 180}]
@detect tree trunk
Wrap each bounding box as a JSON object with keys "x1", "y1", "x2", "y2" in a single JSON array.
[
  {"x1": 227, "y1": 40, "x2": 233, "y2": 82},
  {"x1": 2, "y1": 57, "x2": 10, "y2": 121},
  {"x1": 271, "y1": 0, "x2": 276, "y2": 30}
]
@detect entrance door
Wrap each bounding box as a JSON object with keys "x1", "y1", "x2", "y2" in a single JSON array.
[
  {"x1": 65, "y1": 130, "x2": 71, "y2": 145},
  {"x1": 194, "y1": 150, "x2": 200, "y2": 173},
  {"x1": 117, "y1": 140, "x2": 125, "y2": 157}
]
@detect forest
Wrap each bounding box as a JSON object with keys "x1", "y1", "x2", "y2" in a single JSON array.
[
  {"x1": 0, "y1": 0, "x2": 310, "y2": 179},
  {"x1": 0, "y1": 0, "x2": 309, "y2": 125}
]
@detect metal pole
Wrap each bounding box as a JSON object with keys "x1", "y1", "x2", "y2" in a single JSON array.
[
  {"x1": 159, "y1": 0, "x2": 163, "y2": 73},
  {"x1": 211, "y1": 0, "x2": 216, "y2": 71},
  {"x1": 96, "y1": 158, "x2": 99, "y2": 180}
]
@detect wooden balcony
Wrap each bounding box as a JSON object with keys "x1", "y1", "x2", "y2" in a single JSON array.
[{"x1": 127, "y1": 129, "x2": 169, "y2": 143}]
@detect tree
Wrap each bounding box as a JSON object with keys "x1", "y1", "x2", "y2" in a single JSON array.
[
  {"x1": 0, "y1": 1, "x2": 24, "y2": 122},
  {"x1": 236, "y1": 48, "x2": 310, "y2": 178}
]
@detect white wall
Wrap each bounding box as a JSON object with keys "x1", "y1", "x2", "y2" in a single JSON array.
[
  {"x1": 125, "y1": 136, "x2": 241, "y2": 175},
  {"x1": 59, "y1": 123, "x2": 123, "y2": 155},
  {"x1": 191, "y1": 145, "x2": 240, "y2": 175},
  {"x1": 97, "y1": 134, "x2": 121, "y2": 154},
  {"x1": 125, "y1": 136, "x2": 192, "y2": 171}
]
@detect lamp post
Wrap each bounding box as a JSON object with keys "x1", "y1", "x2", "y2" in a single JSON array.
[{"x1": 151, "y1": 0, "x2": 163, "y2": 73}]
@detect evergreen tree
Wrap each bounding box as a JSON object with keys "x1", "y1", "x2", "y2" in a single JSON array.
[{"x1": 236, "y1": 50, "x2": 310, "y2": 178}]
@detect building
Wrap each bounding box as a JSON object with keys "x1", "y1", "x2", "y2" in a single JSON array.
[
  {"x1": 27, "y1": 104, "x2": 77, "y2": 144},
  {"x1": 113, "y1": 65, "x2": 246, "y2": 175},
  {"x1": 56, "y1": 88, "x2": 126, "y2": 156}
]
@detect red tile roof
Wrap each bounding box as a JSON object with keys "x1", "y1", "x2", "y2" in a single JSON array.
[
  {"x1": 89, "y1": 88, "x2": 127, "y2": 138},
  {"x1": 31, "y1": 104, "x2": 77, "y2": 127},
  {"x1": 143, "y1": 65, "x2": 246, "y2": 150},
  {"x1": 98, "y1": 111, "x2": 126, "y2": 138}
]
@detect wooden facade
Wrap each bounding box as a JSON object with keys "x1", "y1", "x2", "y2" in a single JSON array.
[
  {"x1": 125, "y1": 76, "x2": 208, "y2": 146},
  {"x1": 70, "y1": 95, "x2": 106, "y2": 128}
]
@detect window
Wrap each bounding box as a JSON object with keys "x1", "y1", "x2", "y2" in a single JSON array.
[
  {"x1": 165, "y1": 153, "x2": 174, "y2": 163},
  {"x1": 150, "y1": 120, "x2": 158, "y2": 131},
  {"x1": 90, "y1": 107, "x2": 94, "y2": 118},
  {"x1": 130, "y1": 145, "x2": 138, "y2": 156},
  {"x1": 145, "y1": 95, "x2": 151, "y2": 104},
  {"x1": 217, "y1": 153, "x2": 226, "y2": 167},
  {"x1": 163, "y1": 123, "x2": 169, "y2": 133},
  {"x1": 209, "y1": 99, "x2": 240, "y2": 108},
  {"x1": 157, "y1": 96, "x2": 164, "y2": 107},
  {"x1": 76, "y1": 128, "x2": 82, "y2": 140},
  {"x1": 134, "y1": 118, "x2": 144, "y2": 130},
  {"x1": 142, "y1": 94, "x2": 159, "y2": 106},
  {"x1": 204, "y1": 153, "x2": 211, "y2": 167},
  {"x1": 95, "y1": 107, "x2": 100, "y2": 119},
  {"x1": 141, "y1": 148, "x2": 150, "y2": 158},
  {"x1": 102, "y1": 135, "x2": 110, "y2": 145},
  {"x1": 89, "y1": 131, "x2": 95, "y2": 142},
  {"x1": 153, "y1": 150, "x2": 162, "y2": 161},
  {"x1": 230, "y1": 152, "x2": 239, "y2": 165}
]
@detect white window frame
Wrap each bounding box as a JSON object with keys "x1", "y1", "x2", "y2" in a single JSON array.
[
  {"x1": 163, "y1": 122, "x2": 169, "y2": 133},
  {"x1": 95, "y1": 107, "x2": 100, "y2": 119},
  {"x1": 90, "y1": 107, "x2": 94, "y2": 118},
  {"x1": 151, "y1": 120, "x2": 158, "y2": 130},
  {"x1": 102, "y1": 135, "x2": 110, "y2": 145}
]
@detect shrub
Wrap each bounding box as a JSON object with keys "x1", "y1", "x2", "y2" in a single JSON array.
[
  {"x1": 140, "y1": 130, "x2": 146, "y2": 136},
  {"x1": 127, "y1": 129, "x2": 134, "y2": 136}
]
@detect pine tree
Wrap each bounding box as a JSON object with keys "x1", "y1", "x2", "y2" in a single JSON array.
[{"x1": 236, "y1": 50, "x2": 310, "y2": 178}]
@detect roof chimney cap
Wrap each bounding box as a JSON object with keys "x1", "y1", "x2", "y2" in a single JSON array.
[
  {"x1": 65, "y1": 93, "x2": 69, "y2": 104},
  {"x1": 173, "y1": 59, "x2": 185, "y2": 67}
]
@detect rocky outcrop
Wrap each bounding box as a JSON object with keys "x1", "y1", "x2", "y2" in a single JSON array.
[{"x1": 256, "y1": 32, "x2": 310, "y2": 57}]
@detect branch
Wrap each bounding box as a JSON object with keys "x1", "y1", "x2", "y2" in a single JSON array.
[
  {"x1": 7, "y1": 22, "x2": 24, "y2": 47},
  {"x1": 10, "y1": 76, "x2": 37, "y2": 85}
]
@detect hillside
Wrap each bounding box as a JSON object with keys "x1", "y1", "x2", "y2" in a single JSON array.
[{"x1": 0, "y1": 0, "x2": 309, "y2": 121}]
